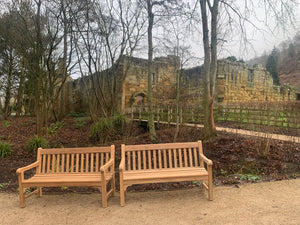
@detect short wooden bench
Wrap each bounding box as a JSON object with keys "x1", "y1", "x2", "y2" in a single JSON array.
[
  {"x1": 119, "y1": 141, "x2": 213, "y2": 206},
  {"x1": 16, "y1": 146, "x2": 115, "y2": 208}
]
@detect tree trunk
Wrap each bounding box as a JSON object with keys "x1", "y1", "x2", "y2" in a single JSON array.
[
  {"x1": 147, "y1": 0, "x2": 157, "y2": 143},
  {"x1": 200, "y1": 0, "x2": 218, "y2": 139},
  {"x1": 16, "y1": 58, "x2": 26, "y2": 117},
  {"x1": 4, "y1": 51, "x2": 13, "y2": 120}
]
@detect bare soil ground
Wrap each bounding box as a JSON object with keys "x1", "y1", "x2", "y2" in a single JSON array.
[{"x1": 1, "y1": 179, "x2": 299, "y2": 225}]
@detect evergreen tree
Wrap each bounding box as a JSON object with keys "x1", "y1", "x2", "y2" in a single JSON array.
[{"x1": 266, "y1": 48, "x2": 280, "y2": 85}]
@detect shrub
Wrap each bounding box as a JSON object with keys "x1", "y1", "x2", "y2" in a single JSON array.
[
  {"x1": 90, "y1": 119, "x2": 114, "y2": 143},
  {"x1": 25, "y1": 136, "x2": 50, "y2": 153},
  {"x1": 0, "y1": 141, "x2": 12, "y2": 158},
  {"x1": 72, "y1": 117, "x2": 91, "y2": 130},
  {"x1": 47, "y1": 121, "x2": 64, "y2": 136},
  {"x1": 111, "y1": 114, "x2": 127, "y2": 134},
  {"x1": 2, "y1": 120, "x2": 11, "y2": 128}
]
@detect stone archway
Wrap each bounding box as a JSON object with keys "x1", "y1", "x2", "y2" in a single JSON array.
[{"x1": 136, "y1": 93, "x2": 146, "y2": 106}]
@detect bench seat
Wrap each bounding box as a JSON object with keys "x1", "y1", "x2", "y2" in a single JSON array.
[
  {"x1": 123, "y1": 168, "x2": 208, "y2": 185},
  {"x1": 22, "y1": 173, "x2": 114, "y2": 187}
]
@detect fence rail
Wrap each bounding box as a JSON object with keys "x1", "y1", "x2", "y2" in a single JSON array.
[{"x1": 128, "y1": 105, "x2": 300, "y2": 129}]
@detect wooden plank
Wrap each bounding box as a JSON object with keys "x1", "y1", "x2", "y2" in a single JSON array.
[
  {"x1": 47, "y1": 154, "x2": 50, "y2": 173},
  {"x1": 56, "y1": 154, "x2": 60, "y2": 173},
  {"x1": 173, "y1": 149, "x2": 177, "y2": 168},
  {"x1": 81, "y1": 154, "x2": 84, "y2": 172},
  {"x1": 188, "y1": 148, "x2": 193, "y2": 167},
  {"x1": 137, "y1": 151, "x2": 141, "y2": 170},
  {"x1": 91, "y1": 153, "x2": 94, "y2": 173},
  {"x1": 193, "y1": 148, "x2": 198, "y2": 167},
  {"x1": 96, "y1": 153, "x2": 99, "y2": 172},
  {"x1": 72, "y1": 154, "x2": 76, "y2": 172},
  {"x1": 179, "y1": 149, "x2": 183, "y2": 168},
  {"x1": 163, "y1": 149, "x2": 167, "y2": 168},
  {"x1": 51, "y1": 154, "x2": 55, "y2": 173},
  {"x1": 124, "y1": 142, "x2": 198, "y2": 151},
  {"x1": 76, "y1": 154, "x2": 79, "y2": 172},
  {"x1": 132, "y1": 151, "x2": 136, "y2": 170},
  {"x1": 127, "y1": 152, "x2": 131, "y2": 171},
  {"x1": 158, "y1": 150, "x2": 162, "y2": 169},
  {"x1": 42, "y1": 155, "x2": 46, "y2": 173},
  {"x1": 148, "y1": 150, "x2": 152, "y2": 169},
  {"x1": 168, "y1": 149, "x2": 172, "y2": 168},
  {"x1": 153, "y1": 150, "x2": 157, "y2": 169},
  {"x1": 184, "y1": 148, "x2": 188, "y2": 167},
  {"x1": 142, "y1": 151, "x2": 146, "y2": 169},
  {"x1": 101, "y1": 153, "x2": 104, "y2": 167},
  {"x1": 85, "y1": 153, "x2": 89, "y2": 172},
  {"x1": 40, "y1": 147, "x2": 111, "y2": 155},
  {"x1": 66, "y1": 154, "x2": 70, "y2": 173},
  {"x1": 61, "y1": 154, "x2": 65, "y2": 173}
]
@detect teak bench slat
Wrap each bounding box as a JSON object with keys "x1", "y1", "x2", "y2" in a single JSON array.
[
  {"x1": 119, "y1": 141, "x2": 213, "y2": 206},
  {"x1": 16, "y1": 146, "x2": 115, "y2": 208}
]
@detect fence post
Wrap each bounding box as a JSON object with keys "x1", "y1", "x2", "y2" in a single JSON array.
[
  {"x1": 167, "y1": 106, "x2": 170, "y2": 128},
  {"x1": 180, "y1": 107, "x2": 183, "y2": 124},
  {"x1": 139, "y1": 107, "x2": 141, "y2": 124},
  {"x1": 157, "y1": 106, "x2": 160, "y2": 128},
  {"x1": 131, "y1": 106, "x2": 134, "y2": 120}
]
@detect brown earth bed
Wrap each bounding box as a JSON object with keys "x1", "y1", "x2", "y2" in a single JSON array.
[{"x1": 0, "y1": 117, "x2": 299, "y2": 194}]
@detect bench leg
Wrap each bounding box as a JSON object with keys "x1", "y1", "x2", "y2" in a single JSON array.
[
  {"x1": 111, "y1": 176, "x2": 116, "y2": 197},
  {"x1": 37, "y1": 187, "x2": 42, "y2": 197},
  {"x1": 120, "y1": 184, "x2": 125, "y2": 207},
  {"x1": 18, "y1": 185, "x2": 26, "y2": 208},
  {"x1": 101, "y1": 184, "x2": 108, "y2": 208},
  {"x1": 208, "y1": 166, "x2": 213, "y2": 201}
]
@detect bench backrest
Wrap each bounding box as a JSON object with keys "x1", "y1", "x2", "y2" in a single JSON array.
[
  {"x1": 36, "y1": 146, "x2": 114, "y2": 174},
  {"x1": 121, "y1": 141, "x2": 204, "y2": 171}
]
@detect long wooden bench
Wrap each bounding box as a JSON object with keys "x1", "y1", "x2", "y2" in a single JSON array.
[
  {"x1": 16, "y1": 146, "x2": 115, "y2": 208},
  {"x1": 119, "y1": 141, "x2": 213, "y2": 206}
]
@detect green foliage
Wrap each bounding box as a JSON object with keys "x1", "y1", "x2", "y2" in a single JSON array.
[
  {"x1": 226, "y1": 56, "x2": 237, "y2": 61},
  {"x1": 0, "y1": 141, "x2": 12, "y2": 158},
  {"x1": 240, "y1": 174, "x2": 261, "y2": 182},
  {"x1": 2, "y1": 120, "x2": 11, "y2": 128},
  {"x1": 68, "y1": 112, "x2": 88, "y2": 117},
  {"x1": 47, "y1": 121, "x2": 64, "y2": 136},
  {"x1": 220, "y1": 169, "x2": 227, "y2": 176},
  {"x1": 111, "y1": 114, "x2": 127, "y2": 134},
  {"x1": 72, "y1": 117, "x2": 90, "y2": 130},
  {"x1": 90, "y1": 119, "x2": 114, "y2": 142},
  {"x1": 266, "y1": 48, "x2": 280, "y2": 85},
  {"x1": 89, "y1": 115, "x2": 128, "y2": 143},
  {"x1": 25, "y1": 136, "x2": 49, "y2": 153}
]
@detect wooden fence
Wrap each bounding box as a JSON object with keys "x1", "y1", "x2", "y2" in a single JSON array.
[{"x1": 128, "y1": 105, "x2": 300, "y2": 129}]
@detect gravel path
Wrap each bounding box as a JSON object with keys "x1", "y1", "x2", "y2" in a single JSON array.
[{"x1": 1, "y1": 179, "x2": 299, "y2": 225}]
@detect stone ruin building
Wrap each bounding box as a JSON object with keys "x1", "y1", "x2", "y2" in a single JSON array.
[{"x1": 61, "y1": 55, "x2": 296, "y2": 115}]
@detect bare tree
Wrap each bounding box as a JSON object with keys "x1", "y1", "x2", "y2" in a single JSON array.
[
  {"x1": 73, "y1": 0, "x2": 145, "y2": 121},
  {"x1": 196, "y1": 0, "x2": 297, "y2": 139}
]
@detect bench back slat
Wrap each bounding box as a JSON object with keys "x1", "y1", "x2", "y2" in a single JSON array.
[
  {"x1": 122, "y1": 141, "x2": 204, "y2": 171},
  {"x1": 37, "y1": 146, "x2": 114, "y2": 174}
]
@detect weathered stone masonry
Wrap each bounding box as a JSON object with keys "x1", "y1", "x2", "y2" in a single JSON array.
[{"x1": 62, "y1": 55, "x2": 295, "y2": 114}]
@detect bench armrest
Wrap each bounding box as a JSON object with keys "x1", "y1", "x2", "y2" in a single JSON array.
[
  {"x1": 199, "y1": 154, "x2": 213, "y2": 166},
  {"x1": 119, "y1": 158, "x2": 125, "y2": 171},
  {"x1": 100, "y1": 158, "x2": 114, "y2": 173},
  {"x1": 16, "y1": 161, "x2": 40, "y2": 174}
]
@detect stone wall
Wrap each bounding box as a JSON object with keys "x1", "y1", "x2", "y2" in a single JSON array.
[
  {"x1": 119, "y1": 55, "x2": 179, "y2": 111},
  {"x1": 181, "y1": 60, "x2": 295, "y2": 106},
  {"x1": 60, "y1": 57, "x2": 296, "y2": 116}
]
